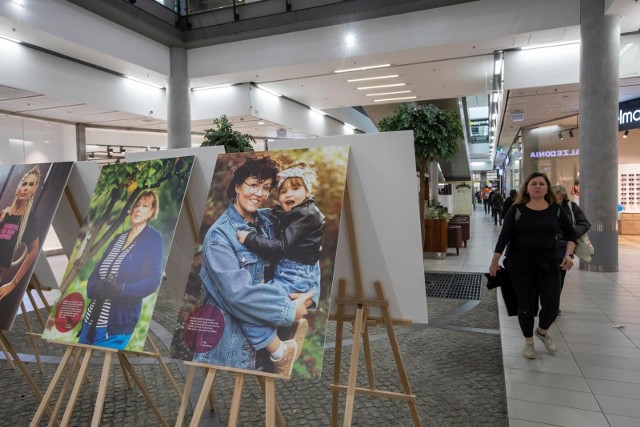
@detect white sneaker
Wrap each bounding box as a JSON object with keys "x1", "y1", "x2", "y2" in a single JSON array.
[
  {"x1": 523, "y1": 341, "x2": 536, "y2": 359},
  {"x1": 535, "y1": 329, "x2": 557, "y2": 353}
]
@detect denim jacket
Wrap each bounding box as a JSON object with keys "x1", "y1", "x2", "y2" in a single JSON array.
[{"x1": 195, "y1": 203, "x2": 297, "y2": 370}]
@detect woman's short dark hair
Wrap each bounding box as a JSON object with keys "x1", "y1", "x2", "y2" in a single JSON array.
[
  {"x1": 516, "y1": 172, "x2": 557, "y2": 205},
  {"x1": 226, "y1": 156, "x2": 280, "y2": 199},
  {"x1": 509, "y1": 189, "x2": 518, "y2": 198}
]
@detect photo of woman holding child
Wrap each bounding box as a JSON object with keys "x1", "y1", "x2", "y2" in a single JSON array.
[{"x1": 172, "y1": 147, "x2": 348, "y2": 379}]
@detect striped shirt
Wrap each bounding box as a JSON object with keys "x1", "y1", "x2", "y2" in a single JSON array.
[{"x1": 84, "y1": 233, "x2": 137, "y2": 327}]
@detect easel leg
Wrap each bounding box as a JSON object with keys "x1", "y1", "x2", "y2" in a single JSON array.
[
  {"x1": 47, "y1": 348, "x2": 83, "y2": 427},
  {"x1": 228, "y1": 373, "x2": 245, "y2": 427},
  {"x1": 0, "y1": 333, "x2": 16, "y2": 369},
  {"x1": 343, "y1": 306, "x2": 365, "y2": 427},
  {"x1": 0, "y1": 331, "x2": 43, "y2": 401},
  {"x1": 146, "y1": 335, "x2": 182, "y2": 399},
  {"x1": 331, "y1": 280, "x2": 347, "y2": 427},
  {"x1": 361, "y1": 310, "x2": 376, "y2": 389},
  {"x1": 20, "y1": 302, "x2": 43, "y2": 373},
  {"x1": 60, "y1": 348, "x2": 94, "y2": 426},
  {"x1": 189, "y1": 368, "x2": 217, "y2": 427},
  {"x1": 263, "y1": 377, "x2": 275, "y2": 427},
  {"x1": 376, "y1": 282, "x2": 421, "y2": 426},
  {"x1": 91, "y1": 351, "x2": 114, "y2": 426},
  {"x1": 25, "y1": 289, "x2": 46, "y2": 329},
  {"x1": 117, "y1": 353, "x2": 133, "y2": 389},
  {"x1": 175, "y1": 365, "x2": 196, "y2": 427},
  {"x1": 257, "y1": 376, "x2": 285, "y2": 427},
  {"x1": 29, "y1": 345, "x2": 73, "y2": 426},
  {"x1": 118, "y1": 352, "x2": 170, "y2": 427}
]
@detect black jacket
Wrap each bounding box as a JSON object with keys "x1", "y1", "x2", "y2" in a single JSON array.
[
  {"x1": 558, "y1": 200, "x2": 591, "y2": 239},
  {"x1": 244, "y1": 198, "x2": 325, "y2": 265},
  {"x1": 502, "y1": 196, "x2": 515, "y2": 217}
]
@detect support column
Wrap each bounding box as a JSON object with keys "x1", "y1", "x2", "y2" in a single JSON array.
[
  {"x1": 168, "y1": 47, "x2": 191, "y2": 149},
  {"x1": 75, "y1": 123, "x2": 86, "y2": 161},
  {"x1": 579, "y1": 0, "x2": 619, "y2": 272}
]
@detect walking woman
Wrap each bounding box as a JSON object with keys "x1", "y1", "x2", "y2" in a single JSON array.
[{"x1": 489, "y1": 172, "x2": 577, "y2": 359}]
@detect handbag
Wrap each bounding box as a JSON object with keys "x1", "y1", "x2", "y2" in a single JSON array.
[
  {"x1": 574, "y1": 233, "x2": 594, "y2": 262},
  {"x1": 567, "y1": 202, "x2": 594, "y2": 262}
]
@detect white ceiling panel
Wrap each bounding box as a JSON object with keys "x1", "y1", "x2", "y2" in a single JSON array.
[
  {"x1": 0, "y1": 86, "x2": 40, "y2": 100},
  {"x1": 0, "y1": 94, "x2": 79, "y2": 112}
]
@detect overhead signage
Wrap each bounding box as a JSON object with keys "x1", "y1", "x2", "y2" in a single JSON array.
[
  {"x1": 530, "y1": 149, "x2": 579, "y2": 158},
  {"x1": 619, "y1": 97, "x2": 640, "y2": 131}
]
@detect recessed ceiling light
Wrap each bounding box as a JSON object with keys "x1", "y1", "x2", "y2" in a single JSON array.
[
  {"x1": 373, "y1": 96, "x2": 416, "y2": 102},
  {"x1": 334, "y1": 64, "x2": 391, "y2": 73},
  {"x1": 256, "y1": 84, "x2": 282, "y2": 97},
  {"x1": 365, "y1": 90, "x2": 411, "y2": 97},
  {"x1": 345, "y1": 33, "x2": 356, "y2": 45},
  {"x1": 258, "y1": 121, "x2": 265, "y2": 125},
  {"x1": 346, "y1": 75, "x2": 399, "y2": 83},
  {"x1": 191, "y1": 84, "x2": 232, "y2": 91},
  {"x1": 357, "y1": 83, "x2": 406, "y2": 90}
]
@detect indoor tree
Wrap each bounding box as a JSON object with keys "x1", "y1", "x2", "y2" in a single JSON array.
[
  {"x1": 201, "y1": 115, "x2": 255, "y2": 152},
  {"x1": 378, "y1": 103, "x2": 463, "y2": 244}
]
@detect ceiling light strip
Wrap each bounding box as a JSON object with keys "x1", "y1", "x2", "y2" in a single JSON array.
[
  {"x1": 334, "y1": 64, "x2": 391, "y2": 73},
  {"x1": 346, "y1": 75, "x2": 399, "y2": 83},
  {"x1": 366, "y1": 90, "x2": 412, "y2": 97},
  {"x1": 373, "y1": 96, "x2": 417, "y2": 102},
  {"x1": 357, "y1": 83, "x2": 406, "y2": 90},
  {"x1": 191, "y1": 84, "x2": 232, "y2": 91},
  {"x1": 256, "y1": 84, "x2": 282, "y2": 97},
  {"x1": 0, "y1": 34, "x2": 21, "y2": 43},
  {"x1": 124, "y1": 75, "x2": 165, "y2": 89}
]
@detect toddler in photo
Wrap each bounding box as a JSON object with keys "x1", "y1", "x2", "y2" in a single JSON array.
[{"x1": 237, "y1": 161, "x2": 324, "y2": 375}]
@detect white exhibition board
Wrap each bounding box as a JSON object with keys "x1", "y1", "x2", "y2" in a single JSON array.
[
  {"x1": 51, "y1": 161, "x2": 100, "y2": 258},
  {"x1": 126, "y1": 146, "x2": 224, "y2": 298},
  {"x1": 271, "y1": 131, "x2": 428, "y2": 324}
]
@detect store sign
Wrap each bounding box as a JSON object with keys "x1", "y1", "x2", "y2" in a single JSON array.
[
  {"x1": 619, "y1": 97, "x2": 640, "y2": 131},
  {"x1": 530, "y1": 149, "x2": 579, "y2": 158}
]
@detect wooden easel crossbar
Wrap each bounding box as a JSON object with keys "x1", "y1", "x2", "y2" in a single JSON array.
[{"x1": 330, "y1": 188, "x2": 421, "y2": 426}]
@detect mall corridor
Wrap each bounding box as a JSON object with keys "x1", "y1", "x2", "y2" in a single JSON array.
[{"x1": 424, "y1": 207, "x2": 640, "y2": 426}]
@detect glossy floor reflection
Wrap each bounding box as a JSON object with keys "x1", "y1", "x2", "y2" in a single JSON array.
[{"x1": 425, "y1": 207, "x2": 640, "y2": 427}]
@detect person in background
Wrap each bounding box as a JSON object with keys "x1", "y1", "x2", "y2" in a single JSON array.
[
  {"x1": 482, "y1": 185, "x2": 492, "y2": 215},
  {"x1": 490, "y1": 189, "x2": 504, "y2": 226},
  {"x1": 571, "y1": 179, "x2": 580, "y2": 205},
  {"x1": 489, "y1": 172, "x2": 577, "y2": 360},
  {"x1": 553, "y1": 185, "x2": 591, "y2": 315},
  {"x1": 502, "y1": 189, "x2": 518, "y2": 219}
]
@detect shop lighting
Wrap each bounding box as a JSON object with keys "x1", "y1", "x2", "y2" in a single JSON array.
[
  {"x1": 0, "y1": 34, "x2": 21, "y2": 43},
  {"x1": 334, "y1": 64, "x2": 391, "y2": 73},
  {"x1": 366, "y1": 90, "x2": 411, "y2": 97},
  {"x1": 191, "y1": 84, "x2": 232, "y2": 91},
  {"x1": 624, "y1": 130, "x2": 629, "y2": 138},
  {"x1": 346, "y1": 75, "x2": 399, "y2": 83},
  {"x1": 124, "y1": 75, "x2": 165, "y2": 89},
  {"x1": 373, "y1": 96, "x2": 416, "y2": 102},
  {"x1": 568, "y1": 129, "x2": 574, "y2": 138},
  {"x1": 558, "y1": 132, "x2": 564, "y2": 140},
  {"x1": 256, "y1": 84, "x2": 282, "y2": 97},
  {"x1": 357, "y1": 83, "x2": 405, "y2": 90}
]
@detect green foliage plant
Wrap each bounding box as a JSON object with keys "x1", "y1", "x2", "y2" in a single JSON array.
[
  {"x1": 378, "y1": 104, "x2": 463, "y2": 244},
  {"x1": 201, "y1": 115, "x2": 255, "y2": 152}
]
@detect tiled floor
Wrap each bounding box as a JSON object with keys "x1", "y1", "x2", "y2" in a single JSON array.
[{"x1": 424, "y1": 207, "x2": 640, "y2": 427}]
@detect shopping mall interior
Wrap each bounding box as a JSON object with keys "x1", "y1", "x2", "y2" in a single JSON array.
[{"x1": 2, "y1": 0, "x2": 640, "y2": 425}]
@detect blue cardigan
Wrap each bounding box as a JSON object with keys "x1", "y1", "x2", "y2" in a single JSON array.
[{"x1": 86, "y1": 224, "x2": 163, "y2": 335}]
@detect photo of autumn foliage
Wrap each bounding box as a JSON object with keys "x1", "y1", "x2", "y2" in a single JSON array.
[
  {"x1": 171, "y1": 147, "x2": 348, "y2": 379},
  {"x1": 42, "y1": 157, "x2": 194, "y2": 352}
]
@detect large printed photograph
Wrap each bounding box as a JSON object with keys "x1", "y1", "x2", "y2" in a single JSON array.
[
  {"x1": 42, "y1": 157, "x2": 194, "y2": 352},
  {"x1": 0, "y1": 162, "x2": 73, "y2": 331},
  {"x1": 171, "y1": 147, "x2": 349, "y2": 379}
]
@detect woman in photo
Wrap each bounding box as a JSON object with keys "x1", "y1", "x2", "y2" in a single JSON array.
[
  {"x1": 0, "y1": 166, "x2": 42, "y2": 304},
  {"x1": 77, "y1": 190, "x2": 163, "y2": 350},
  {"x1": 489, "y1": 172, "x2": 577, "y2": 359},
  {"x1": 196, "y1": 155, "x2": 312, "y2": 375}
]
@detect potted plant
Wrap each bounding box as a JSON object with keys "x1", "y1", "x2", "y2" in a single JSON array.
[
  {"x1": 378, "y1": 104, "x2": 463, "y2": 247},
  {"x1": 201, "y1": 115, "x2": 255, "y2": 152}
]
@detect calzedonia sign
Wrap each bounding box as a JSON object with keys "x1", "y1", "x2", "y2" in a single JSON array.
[
  {"x1": 619, "y1": 97, "x2": 640, "y2": 131},
  {"x1": 530, "y1": 149, "x2": 579, "y2": 158}
]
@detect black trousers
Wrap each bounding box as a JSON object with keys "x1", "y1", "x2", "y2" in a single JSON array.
[{"x1": 509, "y1": 267, "x2": 561, "y2": 338}]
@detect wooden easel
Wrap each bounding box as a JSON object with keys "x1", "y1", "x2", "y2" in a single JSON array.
[
  {"x1": 30, "y1": 342, "x2": 171, "y2": 427},
  {"x1": 330, "y1": 189, "x2": 421, "y2": 426},
  {"x1": 175, "y1": 362, "x2": 287, "y2": 427},
  {"x1": 0, "y1": 331, "x2": 43, "y2": 399}
]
